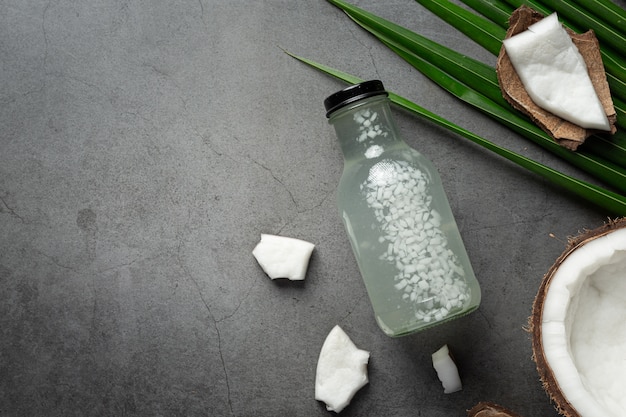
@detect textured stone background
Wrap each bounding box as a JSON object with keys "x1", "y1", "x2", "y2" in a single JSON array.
[{"x1": 1, "y1": 0, "x2": 623, "y2": 416}]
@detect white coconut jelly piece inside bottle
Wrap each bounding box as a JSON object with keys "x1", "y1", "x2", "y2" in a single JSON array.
[
  {"x1": 324, "y1": 80, "x2": 481, "y2": 337},
  {"x1": 503, "y1": 12, "x2": 610, "y2": 131}
]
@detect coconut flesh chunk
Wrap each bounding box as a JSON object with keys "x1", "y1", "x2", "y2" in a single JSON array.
[
  {"x1": 537, "y1": 226, "x2": 626, "y2": 417},
  {"x1": 502, "y1": 13, "x2": 610, "y2": 131},
  {"x1": 315, "y1": 325, "x2": 370, "y2": 413},
  {"x1": 431, "y1": 344, "x2": 462, "y2": 394},
  {"x1": 252, "y1": 234, "x2": 315, "y2": 280}
]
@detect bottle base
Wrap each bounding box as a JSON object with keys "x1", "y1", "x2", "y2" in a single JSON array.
[{"x1": 375, "y1": 304, "x2": 481, "y2": 337}]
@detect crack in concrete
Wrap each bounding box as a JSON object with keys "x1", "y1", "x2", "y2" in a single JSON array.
[
  {"x1": 123, "y1": 110, "x2": 151, "y2": 122},
  {"x1": 97, "y1": 257, "x2": 141, "y2": 274},
  {"x1": 245, "y1": 149, "x2": 337, "y2": 217},
  {"x1": 198, "y1": 0, "x2": 205, "y2": 22},
  {"x1": 89, "y1": 273, "x2": 99, "y2": 350},
  {"x1": 35, "y1": 249, "x2": 79, "y2": 273},
  {"x1": 0, "y1": 195, "x2": 25, "y2": 223},
  {"x1": 60, "y1": 73, "x2": 107, "y2": 95},
  {"x1": 176, "y1": 240, "x2": 234, "y2": 416},
  {"x1": 215, "y1": 274, "x2": 258, "y2": 325},
  {"x1": 41, "y1": 0, "x2": 52, "y2": 84},
  {"x1": 202, "y1": 134, "x2": 243, "y2": 164},
  {"x1": 347, "y1": 25, "x2": 382, "y2": 79},
  {"x1": 478, "y1": 308, "x2": 498, "y2": 336},
  {"x1": 305, "y1": 183, "x2": 335, "y2": 213},
  {"x1": 146, "y1": 64, "x2": 189, "y2": 111},
  {"x1": 251, "y1": 159, "x2": 299, "y2": 209},
  {"x1": 339, "y1": 292, "x2": 368, "y2": 324},
  {"x1": 199, "y1": 135, "x2": 335, "y2": 219}
]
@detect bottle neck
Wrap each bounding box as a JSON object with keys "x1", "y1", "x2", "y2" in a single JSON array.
[{"x1": 328, "y1": 96, "x2": 404, "y2": 161}]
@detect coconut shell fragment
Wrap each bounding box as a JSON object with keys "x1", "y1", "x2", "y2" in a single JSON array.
[
  {"x1": 496, "y1": 6, "x2": 616, "y2": 150},
  {"x1": 468, "y1": 401, "x2": 523, "y2": 417},
  {"x1": 529, "y1": 217, "x2": 626, "y2": 417}
]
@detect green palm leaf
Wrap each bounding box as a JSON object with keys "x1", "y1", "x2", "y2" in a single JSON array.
[
  {"x1": 284, "y1": 51, "x2": 626, "y2": 215},
  {"x1": 326, "y1": 0, "x2": 626, "y2": 191},
  {"x1": 291, "y1": 0, "x2": 626, "y2": 214}
]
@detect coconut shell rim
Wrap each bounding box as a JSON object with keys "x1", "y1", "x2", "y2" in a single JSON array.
[
  {"x1": 467, "y1": 401, "x2": 524, "y2": 417},
  {"x1": 529, "y1": 217, "x2": 626, "y2": 417}
]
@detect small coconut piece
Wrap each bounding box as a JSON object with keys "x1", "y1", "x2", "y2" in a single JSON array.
[
  {"x1": 467, "y1": 402, "x2": 524, "y2": 417},
  {"x1": 315, "y1": 325, "x2": 370, "y2": 413},
  {"x1": 432, "y1": 344, "x2": 462, "y2": 394},
  {"x1": 252, "y1": 234, "x2": 314, "y2": 280},
  {"x1": 497, "y1": 6, "x2": 616, "y2": 150},
  {"x1": 530, "y1": 218, "x2": 626, "y2": 417}
]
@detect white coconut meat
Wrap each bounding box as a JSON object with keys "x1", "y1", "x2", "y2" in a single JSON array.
[
  {"x1": 502, "y1": 13, "x2": 610, "y2": 131},
  {"x1": 315, "y1": 325, "x2": 370, "y2": 413},
  {"x1": 540, "y1": 227, "x2": 626, "y2": 417},
  {"x1": 252, "y1": 234, "x2": 315, "y2": 280},
  {"x1": 431, "y1": 344, "x2": 462, "y2": 394}
]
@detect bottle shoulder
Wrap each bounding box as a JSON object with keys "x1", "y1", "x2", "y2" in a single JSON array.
[
  {"x1": 341, "y1": 145, "x2": 437, "y2": 175},
  {"x1": 338, "y1": 146, "x2": 441, "y2": 202}
]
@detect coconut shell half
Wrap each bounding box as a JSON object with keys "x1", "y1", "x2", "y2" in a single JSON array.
[
  {"x1": 529, "y1": 217, "x2": 626, "y2": 417},
  {"x1": 496, "y1": 6, "x2": 617, "y2": 150},
  {"x1": 468, "y1": 401, "x2": 523, "y2": 417}
]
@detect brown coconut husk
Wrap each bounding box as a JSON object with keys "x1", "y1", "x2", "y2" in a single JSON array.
[
  {"x1": 529, "y1": 217, "x2": 626, "y2": 417},
  {"x1": 468, "y1": 401, "x2": 524, "y2": 417},
  {"x1": 496, "y1": 6, "x2": 617, "y2": 150}
]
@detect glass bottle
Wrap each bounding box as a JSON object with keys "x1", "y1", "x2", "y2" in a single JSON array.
[{"x1": 324, "y1": 80, "x2": 481, "y2": 337}]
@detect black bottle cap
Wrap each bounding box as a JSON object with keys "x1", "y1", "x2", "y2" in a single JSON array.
[{"x1": 324, "y1": 80, "x2": 388, "y2": 118}]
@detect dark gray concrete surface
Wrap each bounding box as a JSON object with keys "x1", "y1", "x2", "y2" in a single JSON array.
[{"x1": 2, "y1": 1, "x2": 624, "y2": 416}]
